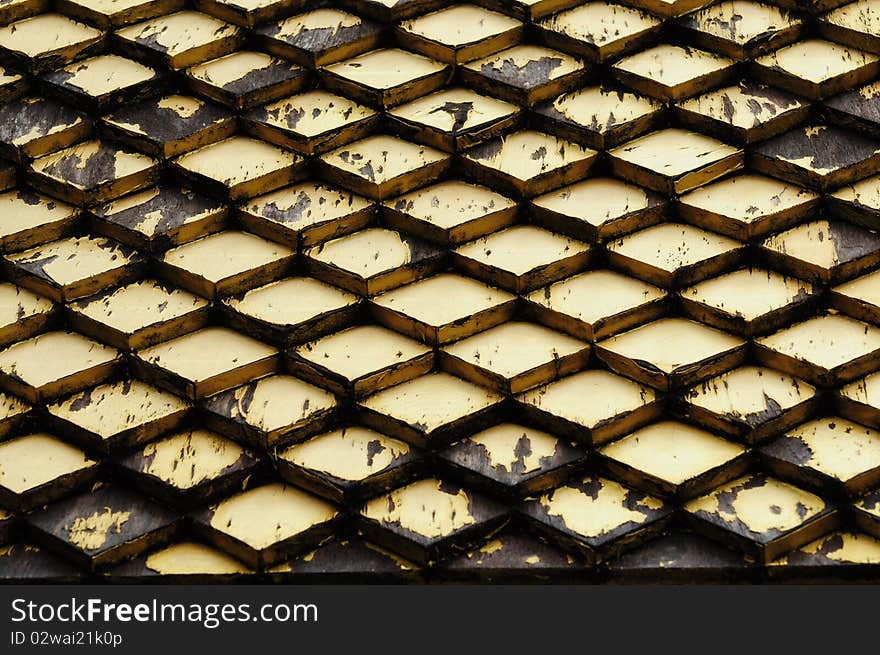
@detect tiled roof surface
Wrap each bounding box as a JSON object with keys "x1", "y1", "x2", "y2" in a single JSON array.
[{"x1": 1, "y1": 0, "x2": 880, "y2": 583}]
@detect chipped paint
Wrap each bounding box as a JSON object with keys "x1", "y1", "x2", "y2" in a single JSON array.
[{"x1": 65, "y1": 508, "x2": 131, "y2": 550}]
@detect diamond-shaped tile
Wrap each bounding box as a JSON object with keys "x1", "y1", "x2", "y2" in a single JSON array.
[
  {"x1": 453, "y1": 225, "x2": 591, "y2": 293},
  {"x1": 46, "y1": 378, "x2": 190, "y2": 452},
  {"x1": 0, "y1": 190, "x2": 79, "y2": 254},
  {"x1": 220, "y1": 277, "x2": 360, "y2": 347},
  {"x1": 200, "y1": 373, "x2": 337, "y2": 449},
  {"x1": 832, "y1": 269, "x2": 880, "y2": 324},
  {"x1": 517, "y1": 369, "x2": 661, "y2": 445},
  {"x1": 520, "y1": 475, "x2": 671, "y2": 563},
  {"x1": 533, "y1": 86, "x2": 663, "y2": 150},
  {"x1": 370, "y1": 273, "x2": 515, "y2": 345},
  {"x1": 680, "y1": 365, "x2": 818, "y2": 444},
  {"x1": 243, "y1": 90, "x2": 378, "y2": 155},
  {"x1": 819, "y1": 0, "x2": 880, "y2": 54},
  {"x1": 268, "y1": 536, "x2": 419, "y2": 582},
  {"x1": 827, "y1": 174, "x2": 880, "y2": 228},
  {"x1": 115, "y1": 11, "x2": 244, "y2": 69},
  {"x1": 133, "y1": 326, "x2": 278, "y2": 399},
  {"x1": 109, "y1": 540, "x2": 252, "y2": 582},
  {"x1": 754, "y1": 39, "x2": 879, "y2": 99},
  {"x1": 752, "y1": 124, "x2": 880, "y2": 191},
  {"x1": 0, "y1": 283, "x2": 54, "y2": 349},
  {"x1": 103, "y1": 94, "x2": 236, "y2": 159},
  {"x1": 440, "y1": 321, "x2": 590, "y2": 394},
  {"x1": 193, "y1": 482, "x2": 340, "y2": 568},
  {"x1": 683, "y1": 473, "x2": 837, "y2": 562},
  {"x1": 839, "y1": 371, "x2": 880, "y2": 428},
  {"x1": 768, "y1": 530, "x2": 880, "y2": 582},
  {"x1": 4, "y1": 235, "x2": 145, "y2": 302},
  {"x1": 358, "y1": 372, "x2": 504, "y2": 447},
  {"x1": 0, "y1": 96, "x2": 89, "y2": 163},
  {"x1": 439, "y1": 423, "x2": 585, "y2": 498},
  {"x1": 676, "y1": 173, "x2": 819, "y2": 240},
  {"x1": 0, "y1": 13, "x2": 103, "y2": 73},
  {"x1": 461, "y1": 129, "x2": 597, "y2": 197},
  {"x1": 535, "y1": 2, "x2": 660, "y2": 62},
  {"x1": 595, "y1": 318, "x2": 747, "y2": 390},
  {"x1": 680, "y1": 268, "x2": 818, "y2": 336},
  {"x1": 613, "y1": 44, "x2": 736, "y2": 101},
  {"x1": 320, "y1": 48, "x2": 450, "y2": 109},
  {"x1": 608, "y1": 128, "x2": 743, "y2": 194},
  {"x1": 28, "y1": 484, "x2": 178, "y2": 570},
  {"x1": 55, "y1": 0, "x2": 184, "y2": 28},
  {"x1": 359, "y1": 477, "x2": 508, "y2": 565},
  {"x1": 276, "y1": 426, "x2": 421, "y2": 503},
  {"x1": 605, "y1": 222, "x2": 744, "y2": 287},
  {"x1": 0, "y1": 331, "x2": 120, "y2": 403},
  {"x1": 193, "y1": 0, "x2": 303, "y2": 27},
  {"x1": 760, "y1": 417, "x2": 880, "y2": 496},
  {"x1": 530, "y1": 177, "x2": 665, "y2": 244},
  {"x1": 185, "y1": 51, "x2": 308, "y2": 111},
  {"x1": 0, "y1": 433, "x2": 96, "y2": 510},
  {"x1": 396, "y1": 5, "x2": 523, "y2": 65}
]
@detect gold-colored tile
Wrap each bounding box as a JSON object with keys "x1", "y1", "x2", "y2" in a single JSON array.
[
  {"x1": 607, "y1": 128, "x2": 743, "y2": 194},
  {"x1": 683, "y1": 473, "x2": 837, "y2": 562},
  {"x1": 41, "y1": 54, "x2": 161, "y2": 112},
  {"x1": 382, "y1": 180, "x2": 516, "y2": 245},
  {"x1": 525, "y1": 269, "x2": 668, "y2": 341},
  {"x1": 220, "y1": 276, "x2": 360, "y2": 347},
  {"x1": 388, "y1": 87, "x2": 520, "y2": 152},
  {"x1": 157, "y1": 230, "x2": 294, "y2": 299},
  {"x1": 303, "y1": 227, "x2": 443, "y2": 296},
  {"x1": 0, "y1": 282, "x2": 55, "y2": 348},
  {"x1": 535, "y1": 2, "x2": 660, "y2": 62},
  {"x1": 28, "y1": 140, "x2": 159, "y2": 206},
  {"x1": 103, "y1": 94, "x2": 236, "y2": 159},
  {"x1": 193, "y1": 482, "x2": 339, "y2": 568},
  {"x1": 317, "y1": 134, "x2": 451, "y2": 200},
  {"x1": 453, "y1": 224, "x2": 591, "y2": 293},
  {"x1": 0, "y1": 65, "x2": 26, "y2": 102},
  {"x1": 459, "y1": 45, "x2": 588, "y2": 107},
  {"x1": 185, "y1": 50, "x2": 308, "y2": 111},
  {"x1": 201, "y1": 373, "x2": 337, "y2": 448},
  {"x1": 754, "y1": 39, "x2": 879, "y2": 99},
  {"x1": 681, "y1": 365, "x2": 818, "y2": 444},
  {"x1": 0, "y1": 433, "x2": 96, "y2": 510},
  {"x1": 520, "y1": 474, "x2": 671, "y2": 562},
  {"x1": 320, "y1": 47, "x2": 450, "y2": 109},
  {"x1": 54, "y1": 0, "x2": 185, "y2": 28},
  {"x1": 238, "y1": 182, "x2": 374, "y2": 250},
  {"x1": 0, "y1": 330, "x2": 120, "y2": 402},
  {"x1": 839, "y1": 371, "x2": 880, "y2": 429},
  {"x1": 0, "y1": 189, "x2": 79, "y2": 253},
  {"x1": 172, "y1": 135, "x2": 306, "y2": 201},
  {"x1": 533, "y1": 85, "x2": 662, "y2": 150},
  {"x1": 675, "y1": 0, "x2": 805, "y2": 59},
  {"x1": 676, "y1": 81, "x2": 810, "y2": 145},
  {"x1": 243, "y1": 90, "x2": 379, "y2": 155},
  {"x1": 89, "y1": 185, "x2": 227, "y2": 252},
  {"x1": 599, "y1": 421, "x2": 747, "y2": 500},
  {"x1": 676, "y1": 173, "x2": 819, "y2": 240},
  {"x1": 0, "y1": 96, "x2": 90, "y2": 162},
  {"x1": 595, "y1": 317, "x2": 746, "y2": 390},
  {"x1": 752, "y1": 124, "x2": 880, "y2": 191},
  {"x1": 760, "y1": 417, "x2": 880, "y2": 496},
  {"x1": 605, "y1": 222, "x2": 744, "y2": 287},
  {"x1": 0, "y1": 390, "x2": 29, "y2": 440},
  {"x1": 0, "y1": 13, "x2": 103, "y2": 73},
  {"x1": 370, "y1": 273, "x2": 516, "y2": 345},
  {"x1": 530, "y1": 177, "x2": 665, "y2": 243},
  {"x1": 819, "y1": 0, "x2": 880, "y2": 55},
  {"x1": 439, "y1": 423, "x2": 585, "y2": 498},
  {"x1": 254, "y1": 8, "x2": 382, "y2": 67},
  {"x1": 754, "y1": 313, "x2": 880, "y2": 386},
  {"x1": 358, "y1": 372, "x2": 504, "y2": 447},
  {"x1": 680, "y1": 268, "x2": 818, "y2": 336},
  {"x1": 277, "y1": 426, "x2": 420, "y2": 503},
  {"x1": 47, "y1": 378, "x2": 190, "y2": 452},
  {"x1": 517, "y1": 369, "x2": 660, "y2": 445},
  {"x1": 338, "y1": 0, "x2": 448, "y2": 22},
  {"x1": 67, "y1": 279, "x2": 211, "y2": 350},
  {"x1": 396, "y1": 5, "x2": 523, "y2": 65},
  {"x1": 760, "y1": 219, "x2": 880, "y2": 284},
  {"x1": 617, "y1": 0, "x2": 715, "y2": 18},
  {"x1": 832, "y1": 268, "x2": 880, "y2": 324},
  {"x1": 4, "y1": 234, "x2": 145, "y2": 302},
  {"x1": 110, "y1": 540, "x2": 252, "y2": 581},
  {"x1": 828, "y1": 174, "x2": 880, "y2": 229},
  {"x1": 613, "y1": 44, "x2": 735, "y2": 101},
  {"x1": 460, "y1": 129, "x2": 597, "y2": 197},
  {"x1": 193, "y1": 0, "x2": 304, "y2": 27},
  {"x1": 288, "y1": 324, "x2": 433, "y2": 397},
  {"x1": 115, "y1": 11, "x2": 244, "y2": 70},
  {"x1": 769, "y1": 531, "x2": 880, "y2": 580},
  {"x1": 133, "y1": 326, "x2": 278, "y2": 399},
  {"x1": 359, "y1": 477, "x2": 507, "y2": 565}
]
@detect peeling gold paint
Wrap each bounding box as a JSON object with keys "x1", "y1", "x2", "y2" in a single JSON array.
[
  {"x1": 281, "y1": 426, "x2": 409, "y2": 480},
  {"x1": 0, "y1": 433, "x2": 94, "y2": 493},
  {"x1": 468, "y1": 424, "x2": 559, "y2": 474},
  {"x1": 686, "y1": 366, "x2": 815, "y2": 419},
  {"x1": 684, "y1": 268, "x2": 813, "y2": 320},
  {"x1": 0, "y1": 331, "x2": 118, "y2": 391},
  {"x1": 463, "y1": 130, "x2": 595, "y2": 181},
  {"x1": 145, "y1": 542, "x2": 249, "y2": 574},
  {"x1": 362, "y1": 478, "x2": 476, "y2": 537},
  {"x1": 140, "y1": 430, "x2": 248, "y2": 489},
  {"x1": 0, "y1": 13, "x2": 102, "y2": 58},
  {"x1": 53, "y1": 54, "x2": 157, "y2": 97},
  {"x1": 756, "y1": 39, "x2": 878, "y2": 84},
  {"x1": 757, "y1": 314, "x2": 880, "y2": 370},
  {"x1": 399, "y1": 5, "x2": 520, "y2": 48},
  {"x1": 782, "y1": 418, "x2": 880, "y2": 481},
  {"x1": 66, "y1": 508, "x2": 131, "y2": 550},
  {"x1": 324, "y1": 48, "x2": 446, "y2": 90}
]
